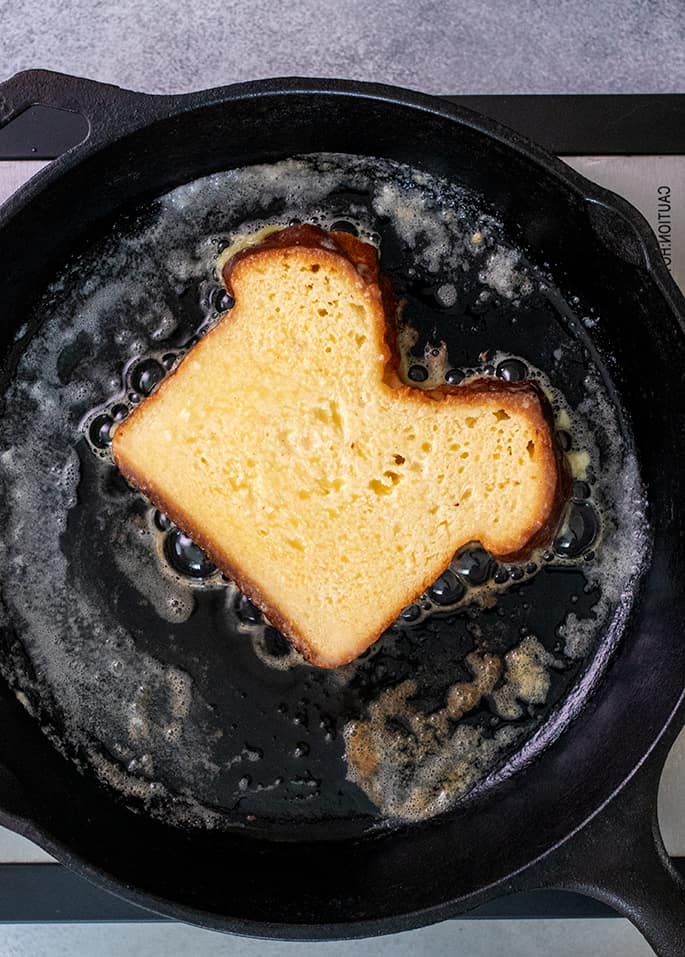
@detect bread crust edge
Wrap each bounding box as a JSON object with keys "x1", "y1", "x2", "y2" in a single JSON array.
[{"x1": 112, "y1": 230, "x2": 568, "y2": 668}]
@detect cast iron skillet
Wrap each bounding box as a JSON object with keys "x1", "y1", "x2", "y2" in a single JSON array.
[{"x1": 0, "y1": 70, "x2": 684, "y2": 955}]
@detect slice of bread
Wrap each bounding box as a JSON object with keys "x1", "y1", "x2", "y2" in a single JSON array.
[{"x1": 113, "y1": 225, "x2": 564, "y2": 668}]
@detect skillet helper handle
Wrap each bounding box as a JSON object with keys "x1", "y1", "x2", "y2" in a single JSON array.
[
  {"x1": 0, "y1": 69, "x2": 169, "y2": 146},
  {"x1": 529, "y1": 743, "x2": 685, "y2": 957}
]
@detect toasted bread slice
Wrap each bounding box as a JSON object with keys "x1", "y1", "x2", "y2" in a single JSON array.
[{"x1": 113, "y1": 225, "x2": 563, "y2": 667}]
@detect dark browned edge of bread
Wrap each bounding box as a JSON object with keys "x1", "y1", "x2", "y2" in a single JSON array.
[{"x1": 113, "y1": 225, "x2": 569, "y2": 667}]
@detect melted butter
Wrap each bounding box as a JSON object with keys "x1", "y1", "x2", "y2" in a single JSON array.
[
  {"x1": 215, "y1": 224, "x2": 284, "y2": 277},
  {"x1": 490, "y1": 636, "x2": 557, "y2": 721},
  {"x1": 344, "y1": 651, "x2": 504, "y2": 819},
  {"x1": 556, "y1": 409, "x2": 572, "y2": 431},
  {"x1": 566, "y1": 449, "x2": 591, "y2": 479}
]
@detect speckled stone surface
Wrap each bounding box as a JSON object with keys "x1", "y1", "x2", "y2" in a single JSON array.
[{"x1": 0, "y1": 0, "x2": 683, "y2": 95}]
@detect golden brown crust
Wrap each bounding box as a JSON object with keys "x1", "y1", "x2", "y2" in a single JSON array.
[
  {"x1": 113, "y1": 225, "x2": 567, "y2": 668},
  {"x1": 221, "y1": 223, "x2": 384, "y2": 293}
]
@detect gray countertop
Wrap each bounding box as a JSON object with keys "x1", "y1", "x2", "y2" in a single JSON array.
[{"x1": 0, "y1": 0, "x2": 683, "y2": 95}]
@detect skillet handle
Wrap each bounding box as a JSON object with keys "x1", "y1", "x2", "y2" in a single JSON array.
[
  {"x1": 520, "y1": 737, "x2": 685, "y2": 957},
  {"x1": 0, "y1": 69, "x2": 170, "y2": 147}
]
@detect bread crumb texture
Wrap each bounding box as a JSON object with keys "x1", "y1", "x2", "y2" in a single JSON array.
[{"x1": 113, "y1": 231, "x2": 559, "y2": 667}]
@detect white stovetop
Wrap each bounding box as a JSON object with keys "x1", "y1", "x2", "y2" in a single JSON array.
[{"x1": 0, "y1": 157, "x2": 683, "y2": 864}]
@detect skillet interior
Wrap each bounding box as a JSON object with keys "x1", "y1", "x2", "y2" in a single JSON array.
[{"x1": 0, "y1": 149, "x2": 644, "y2": 834}]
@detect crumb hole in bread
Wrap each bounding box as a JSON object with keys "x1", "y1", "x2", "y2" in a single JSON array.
[
  {"x1": 369, "y1": 470, "x2": 402, "y2": 495},
  {"x1": 355, "y1": 334, "x2": 367, "y2": 348},
  {"x1": 465, "y1": 416, "x2": 478, "y2": 428},
  {"x1": 462, "y1": 489, "x2": 472, "y2": 501},
  {"x1": 318, "y1": 308, "x2": 328, "y2": 316},
  {"x1": 393, "y1": 454, "x2": 405, "y2": 465},
  {"x1": 527, "y1": 440, "x2": 535, "y2": 458},
  {"x1": 494, "y1": 409, "x2": 510, "y2": 421},
  {"x1": 311, "y1": 264, "x2": 320, "y2": 272},
  {"x1": 421, "y1": 441, "x2": 431, "y2": 453}
]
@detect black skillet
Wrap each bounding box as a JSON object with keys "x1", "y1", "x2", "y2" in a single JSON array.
[{"x1": 0, "y1": 70, "x2": 684, "y2": 955}]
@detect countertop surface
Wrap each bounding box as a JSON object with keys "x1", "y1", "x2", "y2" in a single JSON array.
[
  {"x1": 0, "y1": 0, "x2": 684, "y2": 96},
  {"x1": 0, "y1": 2, "x2": 684, "y2": 954}
]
